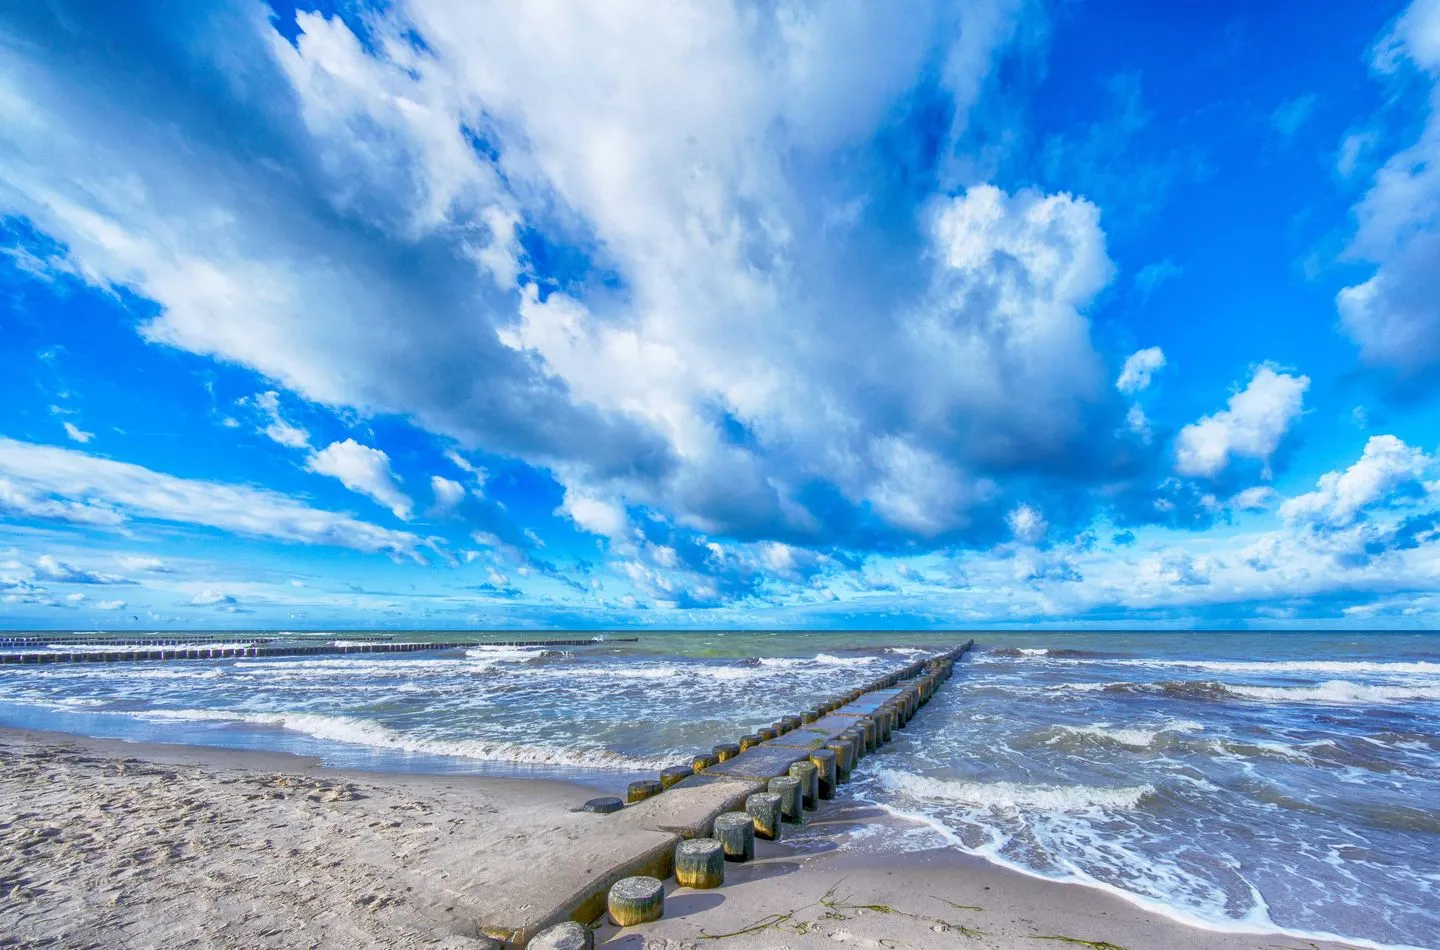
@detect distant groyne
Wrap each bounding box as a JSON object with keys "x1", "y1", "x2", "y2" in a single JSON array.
[{"x1": 0, "y1": 636, "x2": 638, "y2": 664}]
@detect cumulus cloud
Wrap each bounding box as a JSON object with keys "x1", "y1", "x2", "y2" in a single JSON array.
[
  {"x1": 305, "y1": 439, "x2": 413, "y2": 520},
  {"x1": 1006, "y1": 503, "x2": 1048, "y2": 543},
  {"x1": 94, "y1": 599, "x2": 126, "y2": 610},
  {"x1": 0, "y1": 0, "x2": 1149, "y2": 554},
  {"x1": 1337, "y1": 0, "x2": 1440, "y2": 374},
  {"x1": 559, "y1": 485, "x2": 630, "y2": 542},
  {"x1": 1174, "y1": 365, "x2": 1309, "y2": 479},
  {"x1": 1116, "y1": 346, "x2": 1166, "y2": 394},
  {"x1": 1279, "y1": 435, "x2": 1432, "y2": 527},
  {"x1": 190, "y1": 590, "x2": 240, "y2": 610},
  {"x1": 0, "y1": 437, "x2": 421, "y2": 558},
  {"x1": 430, "y1": 475, "x2": 465, "y2": 513}
]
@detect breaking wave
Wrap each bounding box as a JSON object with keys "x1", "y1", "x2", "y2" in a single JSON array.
[
  {"x1": 875, "y1": 768, "x2": 1156, "y2": 811},
  {"x1": 1062, "y1": 679, "x2": 1440, "y2": 705},
  {"x1": 138, "y1": 708, "x2": 673, "y2": 771}
]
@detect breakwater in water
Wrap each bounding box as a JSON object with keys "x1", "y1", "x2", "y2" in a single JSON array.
[
  {"x1": 472, "y1": 641, "x2": 974, "y2": 944},
  {"x1": 0, "y1": 636, "x2": 637, "y2": 664}
]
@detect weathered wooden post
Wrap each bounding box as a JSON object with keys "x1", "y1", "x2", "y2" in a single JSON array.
[
  {"x1": 659, "y1": 766, "x2": 692, "y2": 789},
  {"x1": 608, "y1": 876, "x2": 664, "y2": 926},
  {"x1": 768, "y1": 775, "x2": 803, "y2": 823},
  {"x1": 528, "y1": 920, "x2": 593, "y2": 949},
  {"x1": 789, "y1": 760, "x2": 819, "y2": 810},
  {"x1": 690, "y1": 752, "x2": 718, "y2": 773},
  {"x1": 810, "y1": 748, "x2": 837, "y2": 799},
  {"x1": 825, "y1": 740, "x2": 852, "y2": 783},
  {"x1": 746, "y1": 791, "x2": 783, "y2": 841},
  {"x1": 712, "y1": 742, "x2": 741, "y2": 762},
  {"x1": 738, "y1": 733, "x2": 764, "y2": 752},
  {"x1": 627, "y1": 780, "x2": 663, "y2": 803},
  {"x1": 713, "y1": 812, "x2": 755, "y2": 862},
  {"x1": 674, "y1": 838, "x2": 725, "y2": 889}
]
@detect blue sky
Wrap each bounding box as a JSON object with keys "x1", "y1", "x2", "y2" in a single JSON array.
[{"x1": 2, "y1": 0, "x2": 1439, "y2": 630}]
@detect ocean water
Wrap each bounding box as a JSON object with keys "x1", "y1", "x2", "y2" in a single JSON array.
[{"x1": 0, "y1": 630, "x2": 1436, "y2": 948}]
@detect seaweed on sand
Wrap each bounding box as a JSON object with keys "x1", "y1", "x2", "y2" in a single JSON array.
[{"x1": 1028, "y1": 935, "x2": 1130, "y2": 950}]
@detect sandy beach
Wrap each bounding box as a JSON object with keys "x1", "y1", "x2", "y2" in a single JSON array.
[{"x1": 0, "y1": 727, "x2": 1363, "y2": 950}]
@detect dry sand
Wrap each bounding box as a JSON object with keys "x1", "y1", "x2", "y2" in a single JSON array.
[{"x1": 0, "y1": 728, "x2": 1361, "y2": 950}]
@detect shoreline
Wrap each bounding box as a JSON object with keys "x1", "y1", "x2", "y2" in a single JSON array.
[{"x1": 0, "y1": 726, "x2": 1380, "y2": 950}]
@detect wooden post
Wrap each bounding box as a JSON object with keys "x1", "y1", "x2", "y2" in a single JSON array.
[
  {"x1": 789, "y1": 760, "x2": 819, "y2": 810},
  {"x1": 582, "y1": 797, "x2": 624, "y2": 814},
  {"x1": 713, "y1": 812, "x2": 755, "y2": 862},
  {"x1": 528, "y1": 921, "x2": 593, "y2": 949},
  {"x1": 659, "y1": 766, "x2": 692, "y2": 789},
  {"x1": 608, "y1": 876, "x2": 664, "y2": 926},
  {"x1": 810, "y1": 748, "x2": 837, "y2": 799},
  {"x1": 738, "y1": 733, "x2": 764, "y2": 752},
  {"x1": 746, "y1": 791, "x2": 783, "y2": 841},
  {"x1": 674, "y1": 838, "x2": 725, "y2": 889},
  {"x1": 690, "y1": 753, "x2": 718, "y2": 773},
  {"x1": 627, "y1": 780, "x2": 663, "y2": 803},
  {"x1": 824, "y1": 740, "x2": 852, "y2": 783},
  {"x1": 712, "y1": 742, "x2": 741, "y2": 762},
  {"x1": 768, "y1": 776, "x2": 803, "y2": 824}
]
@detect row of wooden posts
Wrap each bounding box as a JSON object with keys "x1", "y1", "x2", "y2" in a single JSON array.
[
  {"x1": 0, "y1": 638, "x2": 640, "y2": 665},
  {"x1": 524, "y1": 646, "x2": 968, "y2": 950}
]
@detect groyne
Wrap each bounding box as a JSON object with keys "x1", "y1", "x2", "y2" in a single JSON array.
[
  {"x1": 0, "y1": 637, "x2": 638, "y2": 664},
  {"x1": 475, "y1": 640, "x2": 975, "y2": 946}
]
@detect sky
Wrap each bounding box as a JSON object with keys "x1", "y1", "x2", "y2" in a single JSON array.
[{"x1": 2, "y1": 0, "x2": 1440, "y2": 631}]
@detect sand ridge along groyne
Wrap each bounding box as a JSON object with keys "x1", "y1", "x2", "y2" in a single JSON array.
[
  {"x1": 479, "y1": 640, "x2": 974, "y2": 946},
  {"x1": 0, "y1": 635, "x2": 638, "y2": 664}
]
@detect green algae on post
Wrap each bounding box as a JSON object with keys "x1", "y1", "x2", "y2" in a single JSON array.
[
  {"x1": 608, "y1": 876, "x2": 665, "y2": 926},
  {"x1": 746, "y1": 791, "x2": 783, "y2": 840},
  {"x1": 527, "y1": 920, "x2": 594, "y2": 950},
  {"x1": 713, "y1": 811, "x2": 755, "y2": 862},
  {"x1": 674, "y1": 837, "x2": 725, "y2": 889}
]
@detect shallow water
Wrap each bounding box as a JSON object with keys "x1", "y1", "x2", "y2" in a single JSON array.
[{"x1": 0, "y1": 629, "x2": 1435, "y2": 948}]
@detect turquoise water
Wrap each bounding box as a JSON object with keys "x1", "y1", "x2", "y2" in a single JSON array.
[{"x1": 0, "y1": 630, "x2": 1436, "y2": 948}]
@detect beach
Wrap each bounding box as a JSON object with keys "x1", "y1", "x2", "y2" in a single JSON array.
[{"x1": 1, "y1": 726, "x2": 1362, "y2": 950}]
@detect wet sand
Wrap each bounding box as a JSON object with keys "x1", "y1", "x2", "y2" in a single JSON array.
[{"x1": 0, "y1": 727, "x2": 1361, "y2": 950}]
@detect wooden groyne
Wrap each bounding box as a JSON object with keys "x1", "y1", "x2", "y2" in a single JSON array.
[
  {"x1": 473, "y1": 640, "x2": 975, "y2": 946},
  {"x1": 0, "y1": 637, "x2": 639, "y2": 665}
]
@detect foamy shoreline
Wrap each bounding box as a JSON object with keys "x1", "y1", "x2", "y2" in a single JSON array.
[{"x1": 0, "y1": 726, "x2": 1372, "y2": 949}]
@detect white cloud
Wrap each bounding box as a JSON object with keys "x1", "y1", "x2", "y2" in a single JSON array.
[
  {"x1": 94, "y1": 599, "x2": 127, "y2": 610},
  {"x1": 1279, "y1": 435, "x2": 1431, "y2": 527},
  {"x1": 430, "y1": 474, "x2": 465, "y2": 512},
  {"x1": 1116, "y1": 346, "x2": 1165, "y2": 394},
  {"x1": 1337, "y1": 0, "x2": 1440, "y2": 373},
  {"x1": 559, "y1": 485, "x2": 630, "y2": 541},
  {"x1": 32, "y1": 555, "x2": 129, "y2": 585},
  {"x1": 0, "y1": 437, "x2": 421, "y2": 558},
  {"x1": 62, "y1": 421, "x2": 94, "y2": 443},
  {"x1": 0, "y1": 0, "x2": 1134, "y2": 550},
  {"x1": 1230, "y1": 486, "x2": 1276, "y2": 511},
  {"x1": 1174, "y1": 365, "x2": 1309, "y2": 479},
  {"x1": 118, "y1": 555, "x2": 168, "y2": 572},
  {"x1": 190, "y1": 589, "x2": 239, "y2": 609},
  {"x1": 247, "y1": 391, "x2": 311, "y2": 449},
  {"x1": 1006, "y1": 503, "x2": 1048, "y2": 544},
  {"x1": 305, "y1": 439, "x2": 413, "y2": 520}
]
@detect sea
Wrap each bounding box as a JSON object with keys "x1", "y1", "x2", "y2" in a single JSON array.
[{"x1": 0, "y1": 630, "x2": 1436, "y2": 949}]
